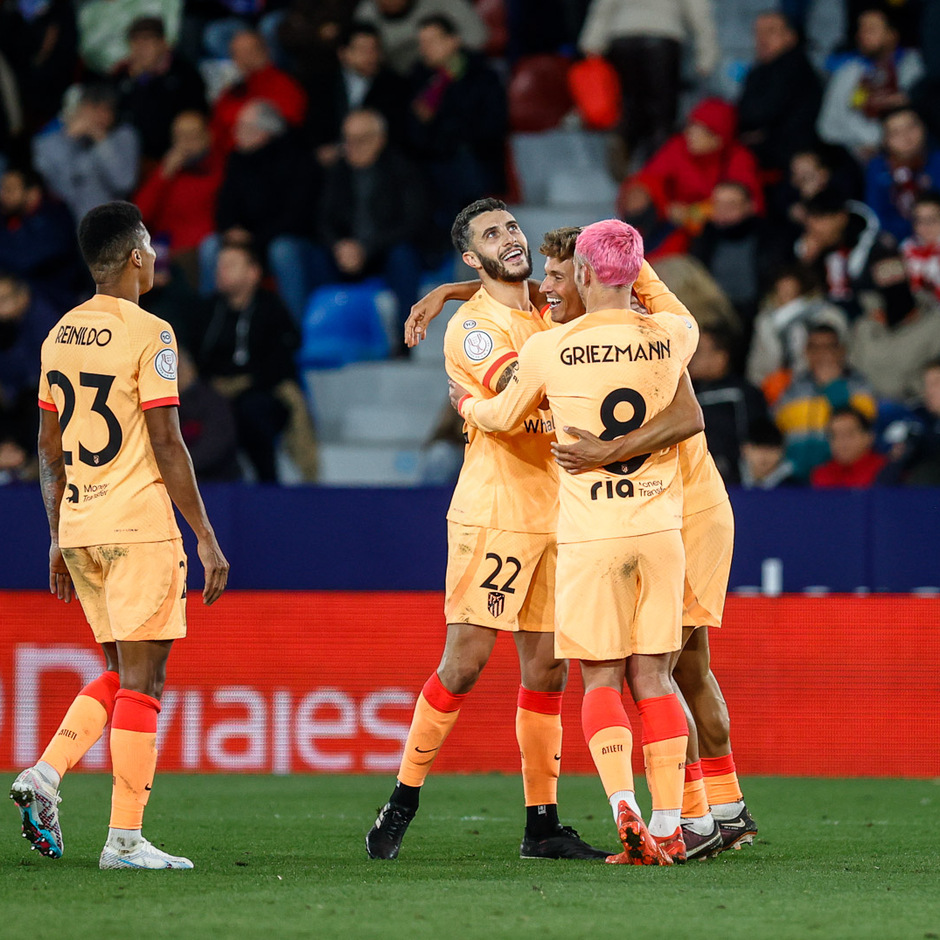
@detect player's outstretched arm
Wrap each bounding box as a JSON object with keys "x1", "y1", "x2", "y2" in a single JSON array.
[
  {"x1": 553, "y1": 371, "x2": 703, "y2": 474},
  {"x1": 633, "y1": 260, "x2": 694, "y2": 321},
  {"x1": 405, "y1": 279, "x2": 543, "y2": 347},
  {"x1": 405, "y1": 282, "x2": 478, "y2": 347},
  {"x1": 38, "y1": 409, "x2": 73, "y2": 603},
  {"x1": 144, "y1": 406, "x2": 230, "y2": 605}
]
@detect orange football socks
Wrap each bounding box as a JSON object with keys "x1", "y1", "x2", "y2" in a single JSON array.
[
  {"x1": 39, "y1": 670, "x2": 120, "y2": 781},
  {"x1": 109, "y1": 689, "x2": 160, "y2": 831},
  {"x1": 637, "y1": 694, "x2": 688, "y2": 836},
  {"x1": 582, "y1": 686, "x2": 635, "y2": 798},
  {"x1": 701, "y1": 753, "x2": 744, "y2": 809},
  {"x1": 681, "y1": 760, "x2": 710, "y2": 819},
  {"x1": 516, "y1": 687, "x2": 563, "y2": 807},
  {"x1": 396, "y1": 673, "x2": 466, "y2": 788}
]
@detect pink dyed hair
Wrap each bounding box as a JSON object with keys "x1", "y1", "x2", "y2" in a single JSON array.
[{"x1": 574, "y1": 219, "x2": 644, "y2": 287}]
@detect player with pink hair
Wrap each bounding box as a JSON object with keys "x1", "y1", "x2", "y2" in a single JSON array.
[
  {"x1": 572, "y1": 219, "x2": 645, "y2": 287},
  {"x1": 450, "y1": 218, "x2": 701, "y2": 864}
]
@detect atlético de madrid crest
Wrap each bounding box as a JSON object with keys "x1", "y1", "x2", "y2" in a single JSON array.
[{"x1": 487, "y1": 591, "x2": 505, "y2": 618}]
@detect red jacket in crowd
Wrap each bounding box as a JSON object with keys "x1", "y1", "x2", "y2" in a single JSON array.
[
  {"x1": 628, "y1": 98, "x2": 765, "y2": 220},
  {"x1": 135, "y1": 151, "x2": 225, "y2": 253},
  {"x1": 810, "y1": 451, "x2": 887, "y2": 488},
  {"x1": 211, "y1": 65, "x2": 308, "y2": 153}
]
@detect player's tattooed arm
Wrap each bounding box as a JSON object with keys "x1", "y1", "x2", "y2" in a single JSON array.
[
  {"x1": 495, "y1": 360, "x2": 519, "y2": 392},
  {"x1": 553, "y1": 371, "x2": 703, "y2": 474},
  {"x1": 38, "y1": 408, "x2": 73, "y2": 602}
]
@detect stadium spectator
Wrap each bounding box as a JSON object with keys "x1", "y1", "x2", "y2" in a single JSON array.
[
  {"x1": 112, "y1": 16, "x2": 207, "y2": 164},
  {"x1": 202, "y1": 100, "x2": 320, "y2": 307},
  {"x1": 864, "y1": 106, "x2": 940, "y2": 243},
  {"x1": 578, "y1": 0, "x2": 718, "y2": 164},
  {"x1": 690, "y1": 180, "x2": 777, "y2": 331},
  {"x1": 739, "y1": 417, "x2": 800, "y2": 488},
  {"x1": 0, "y1": 271, "x2": 59, "y2": 483},
  {"x1": 32, "y1": 84, "x2": 140, "y2": 223},
  {"x1": 406, "y1": 14, "x2": 507, "y2": 237},
  {"x1": 211, "y1": 29, "x2": 307, "y2": 154},
  {"x1": 0, "y1": 166, "x2": 82, "y2": 305},
  {"x1": 176, "y1": 347, "x2": 242, "y2": 482},
  {"x1": 786, "y1": 144, "x2": 864, "y2": 226},
  {"x1": 199, "y1": 0, "x2": 289, "y2": 62},
  {"x1": 810, "y1": 406, "x2": 887, "y2": 487},
  {"x1": 617, "y1": 181, "x2": 688, "y2": 258},
  {"x1": 879, "y1": 358, "x2": 940, "y2": 485},
  {"x1": 311, "y1": 108, "x2": 428, "y2": 331},
  {"x1": 195, "y1": 242, "x2": 300, "y2": 482},
  {"x1": 794, "y1": 189, "x2": 895, "y2": 320},
  {"x1": 78, "y1": 0, "x2": 182, "y2": 77},
  {"x1": 849, "y1": 254, "x2": 940, "y2": 402},
  {"x1": 746, "y1": 265, "x2": 849, "y2": 401},
  {"x1": 355, "y1": 0, "x2": 488, "y2": 75},
  {"x1": 306, "y1": 21, "x2": 408, "y2": 164},
  {"x1": 687, "y1": 325, "x2": 770, "y2": 484},
  {"x1": 816, "y1": 6, "x2": 923, "y2": 161},
  {"x1": 275, "y1": 0, "x2": 357, "y2": 87},
  {"x1": 901, "y1": 190, "x2": 940, "y2": 300},
  {"x1": 774, "y1": 323, "x2": 878, "y2": 480},
  {"x1": 627, "y1": 98, "x2": 764, "y2": 238},
  {"x1": 0, "y1": 0, "x2": 77, "y2": 135},
  {"x1": 736, "y1": 11, "x2": 822, "y2": 174},
  {"x1": 135, "y1": 110, "x2": 224, "y2": 286}
]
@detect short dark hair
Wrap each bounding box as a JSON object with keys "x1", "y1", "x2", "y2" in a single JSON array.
[
  {"x1": 341, "y1": 20, "x2": 380, "y2": 46},
  {"x1": 913, "y1": 190, "x2": 940, "y2": 212},
  {"x1": 701, "y1": 324, "x2": 736, "y2": 358},
  {"x1": 80, "y1": 83, "x2": 118, "y2": 109},
  {"x1": 540, "y1": 227, "x2": 582, "y2": 262},
  {"x1": 218, "y1": 239, "x2": 263, "y2": 269},
  {"x1": 829, "y1": 405, "x2": 872, "y2": 433},
  {"x1": 746, "y1": 416, "x2": 784, "y2": 448},
  {"x1": 451, "y1": 197, "x2": 508, "y2": 253},
  {"x1": 418, "y1": 13, "x2": 459, "y2": 35},
  {"x1": 807, "y1": 323, "x2": 841, "y2": 342},
  {"x1": 804, "y1": 188, "x2": 848, "y2": 217},
  {"x1": 77, "y1": 201, "x2": 146, "y2": 283},
  {"x1": 127, "y1": 15, "x2": 165, "y2": 40},
  {"x1": 923, "y1": 357, "x2": 940, "y2": 374},
  {"x1": 3, "y1": 165, "x2": 44, "y2": 192}
]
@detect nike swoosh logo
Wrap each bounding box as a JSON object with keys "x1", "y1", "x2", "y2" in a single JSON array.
[
  {"x1": 719, "y1": 819, "x2": 745, "y2": 829},
  {"x1": 144, "y1": 784, "x2": 152, "y2": 791},
  {"x1": 414, "y1": 747, "x2": 438, "y2": 753},
  {"x1": 553, "y1": 754, "x2": 561, "y2": 761}
]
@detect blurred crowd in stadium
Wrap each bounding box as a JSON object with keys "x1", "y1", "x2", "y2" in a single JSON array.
[{"x1": 0, "y1": 0, "x2": 939, "y2": 488}]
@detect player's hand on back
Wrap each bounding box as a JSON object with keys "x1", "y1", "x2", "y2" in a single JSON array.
[
  {"x1": 198, "y1": 535, "x2": 230, "y2": 605},
  {"x1": 48, "y1": 544, "x2": 73, "y2": 603},
  {"x1": 551, "y1": 426, "x2": 615, "y2": 474},
  {"x1": 448, "y1": 378, "x2": 470, "y2": 413}
]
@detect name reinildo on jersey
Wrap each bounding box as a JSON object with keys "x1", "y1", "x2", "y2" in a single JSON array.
[{"x1": 54, "y1": 324, "x2": 112, "y2": 346}]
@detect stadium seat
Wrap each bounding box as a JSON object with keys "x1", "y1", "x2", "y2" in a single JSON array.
[
  {"x1": 298, "y1": 279, "x2": 396, "y2": 370},
  {"x1": 508, "y1": 55, "x2": 573, "y2": 133},
  {"x1": 475, "y1": 0, "x2": 508, "y2": 57},
  {"x1": 546, "y1": 167, "x2": 618, "y2": 207},
  {"x1": 511, "y1": 129, "x2": 610, "y2": 203}
]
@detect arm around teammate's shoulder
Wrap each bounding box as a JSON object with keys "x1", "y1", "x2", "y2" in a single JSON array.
[{"x1": 145, "y1": 405, "x2": 229, "y2": 605}]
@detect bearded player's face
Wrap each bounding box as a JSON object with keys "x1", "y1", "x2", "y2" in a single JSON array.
[{"x1": 467, "y1": 210, "x2": 533, "y2": 283}]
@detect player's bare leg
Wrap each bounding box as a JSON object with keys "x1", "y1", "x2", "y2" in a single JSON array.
[
  {"x1": 367, "y1": 624, "x2": 497, "y2": 859},
  {"x1": 673, "y1": 626, "x2": 757, "y2": 850},
  {"x1": 100, "y1": 639, "x2": 192, "y2": 870},
  {"x1": 625, "y1": 652, "x2": 689, "y2": 863},
  {"x1": 11, "y1": 642, "x2": 120, "y2": 859},
  {"x1": 512, "y1": 634, "x2": 608, "y2": 860},
  {"x1": 580, "y1": 661, "x2": 669, "y2": 865}
]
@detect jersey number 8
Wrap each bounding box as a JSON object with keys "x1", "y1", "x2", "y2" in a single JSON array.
[{"x1": 599, "y1": 387, "x2": 651, "y2": 476}]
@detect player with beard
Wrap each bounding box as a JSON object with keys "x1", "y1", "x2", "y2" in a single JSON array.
[{"x1": 366, "y1": 198, "x2": 610, "y2": 862}]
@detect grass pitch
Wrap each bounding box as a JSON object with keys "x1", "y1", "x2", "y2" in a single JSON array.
[{"x1": 0, "y1": 774, "x2": 937, "y2": 940}]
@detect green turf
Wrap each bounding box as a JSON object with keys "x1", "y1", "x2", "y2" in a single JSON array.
[{"x1": 1, "y1": 775, "x2": 938, "y2": 939}]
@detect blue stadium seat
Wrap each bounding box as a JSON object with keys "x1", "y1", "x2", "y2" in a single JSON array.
[{"x1": 298, "y1": 279, "x2": 395, "y2": 370}]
